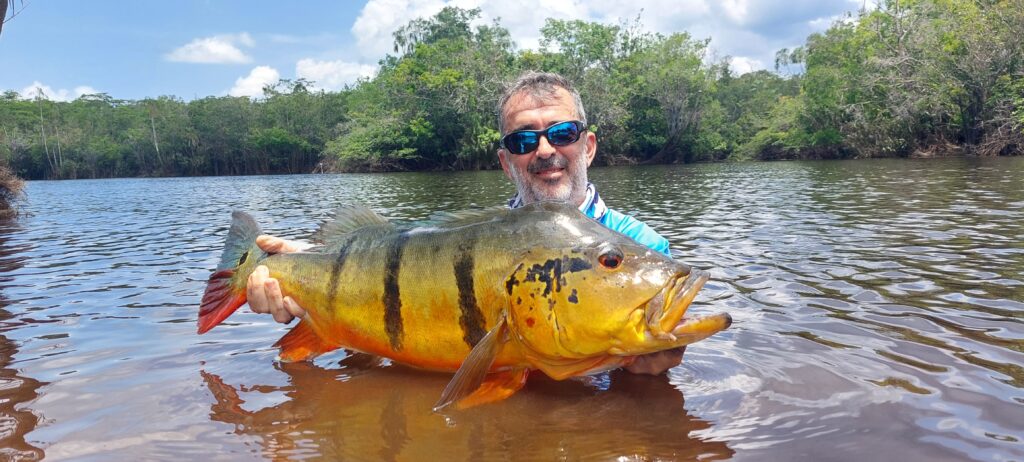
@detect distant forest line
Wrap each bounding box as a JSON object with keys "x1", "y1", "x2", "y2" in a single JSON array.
[{"x1": 1, "y1": 0, "x2": 1022, "y2": 180}]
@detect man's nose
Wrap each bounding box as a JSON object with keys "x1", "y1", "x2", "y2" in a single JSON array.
[{"x1": 535, "y1": 135, "x2": 556, "y2": 159}]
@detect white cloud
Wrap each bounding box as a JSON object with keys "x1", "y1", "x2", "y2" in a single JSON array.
[
  {"x1": 295, "y1": 59, "x2": 378, "y2": 91},
  {"x1": 229, "y1": 66, "x2": 281, "y2": 97},
  {"x1": 166, "y1": 33, "x2": 255, "y2": 64},
  {"x1": 351, "y1": 0, "x2": 449, "y2": 59},
  {"x1": 20, "y1": 82, "x2": 99, "y2": 101},
  {"x1": 728, "y1": 56, "x2": 763, "y2": 74}
]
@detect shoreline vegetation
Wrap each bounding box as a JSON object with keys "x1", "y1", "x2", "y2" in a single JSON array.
[
  {"x1": 0, "y1": 1, "x2": 1021, "y2": 182},
  {"x1": 0, "y1": 164, "x2": 24, "y2": 219}
]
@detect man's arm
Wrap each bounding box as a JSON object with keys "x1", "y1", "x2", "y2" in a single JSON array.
[
  {"x1": 626, "y1": 348, "x2": 686, "y2": 375},
  {"x1": 599, "y1": 209, "x2": 671, "y2": 256},
  {"x1": 246, "y1": 235, "x2": 307, "y2": 322}
]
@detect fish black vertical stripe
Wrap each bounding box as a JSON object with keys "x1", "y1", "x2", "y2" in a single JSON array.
[
  {"x1": 383, "y1": 232, "x2": 409, "y2": 351},
  {"x1": 325, "y1": 237, "x2": 355, "y2": 308},
  {"x1": 454, "y1": 237, "x2": 486, "y2": 347}
]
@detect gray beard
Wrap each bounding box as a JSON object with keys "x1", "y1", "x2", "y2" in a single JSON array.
[{"x1": 508, "y1": 150, "x2": 589, "y2": 206}]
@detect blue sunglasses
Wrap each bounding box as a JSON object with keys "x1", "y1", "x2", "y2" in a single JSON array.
[{"x1": 501, "y1": 120, "x2": 586, "y2": 155}]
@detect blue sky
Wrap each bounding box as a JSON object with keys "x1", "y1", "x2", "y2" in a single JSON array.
[{"x1": 1, "y1": 0, "x2": 863, "y2": 101}]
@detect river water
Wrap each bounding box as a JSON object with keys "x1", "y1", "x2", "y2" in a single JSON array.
[{"x1": 1, "y1": 157, "x2": 1022, "y2": 461}]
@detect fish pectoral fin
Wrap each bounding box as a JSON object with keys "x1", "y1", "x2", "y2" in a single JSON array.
[
  {"x1": 433, "y1": 317, "x2": 509, "y2": 412},
  {"x1": 451, "y1": 368, "x2": 529, "y2": 410},
  {"x1": 273, "y1": 319, "x2": 340, "y2": 362}
]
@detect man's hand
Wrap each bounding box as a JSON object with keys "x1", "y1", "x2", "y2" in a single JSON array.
[
  {"x1": 625, "y1": 347, "x2": 686, "y2": 375},
  {"x1": 246, "y1": 235, "x2": 308, "y2": 324}
]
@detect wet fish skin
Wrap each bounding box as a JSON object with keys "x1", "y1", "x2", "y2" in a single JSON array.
[{"x1": 198, "y1": 202, "x2": 731, "y2": 409}]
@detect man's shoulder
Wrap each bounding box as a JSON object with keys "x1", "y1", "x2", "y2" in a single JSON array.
[{"x1": 599, "y1": 208, "x2": 671, "y2": 256}]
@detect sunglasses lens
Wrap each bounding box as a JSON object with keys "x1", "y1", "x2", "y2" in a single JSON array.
[
  {"x1": 502, "y1": 121, "x2": 582, "y2": 154},
  {"x1": 505, "y1": 132, "x2": 539, "y2": 154},
  {"x1": 547, "y1": 122, "x2": 581, "y2": 146}
]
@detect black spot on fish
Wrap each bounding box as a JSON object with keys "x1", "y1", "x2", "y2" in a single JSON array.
[
  {"x1": 505, "y1": 273, "x2": 520, "y2": 295},
  {"x1": 383, "y1": 232, "x2": 409, "y2": 351},
  {"x1": 548, "y1": 298, "x2": 556, "y2": 311},
  {"x1": 516, "y1": 297, "x2": 522, "y2": 305},
  {"x1": 567, "y1": 257, "x2": 592, "y2": 273},
  {"x1": 568, "y1": 289, "x2": 578, "y2": 304},
  {"x1": 238, "y1": 250, "x2": 249, "y2": 265},
  {"x1": 525, "y1": 259, "x2": 560, "y2": 297},
  {"x1": 523, "y1": 256, "x2": 593, "y2": 298},
  {"x1": 454, "y1": 239, "x2": 486, "y2": 347}
]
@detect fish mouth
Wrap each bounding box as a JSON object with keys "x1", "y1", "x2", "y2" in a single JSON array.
[{"x1": 642, "y1": 269, "x2": 731, "y2": 343}]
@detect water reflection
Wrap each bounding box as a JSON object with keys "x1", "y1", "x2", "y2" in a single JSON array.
[
  {"x1": 203, "y1": 355, "x2": 733, "y2": 461},
  {"x1": 0, "y1": 222, "x2": 45, "y2": 461}
]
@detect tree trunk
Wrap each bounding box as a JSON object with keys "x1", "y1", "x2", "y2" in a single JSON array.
[
  {"x1": 0, "y1": 0, "x2": 8, "y2": 37},
  {"x1": 37, "y1": 98, "x2": 55, "y2": 176},
  {"x1": 54, "y1": 125, "x2": 63, "y2": 173},
  {"x1": 150, "y1": 114, "x2": 163, "y2": 168}
]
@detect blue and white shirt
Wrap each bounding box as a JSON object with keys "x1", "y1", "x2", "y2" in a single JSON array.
[{"x1": 507, "y1": 183, "x2": 672, "y2": 256}]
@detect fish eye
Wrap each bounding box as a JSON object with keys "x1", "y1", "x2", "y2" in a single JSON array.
[{"x1": 597, "y1": 248, "x2": 623, "y2": 269}]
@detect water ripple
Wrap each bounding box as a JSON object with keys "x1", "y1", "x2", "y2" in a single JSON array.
[{"x1": 0, "y1": 159, "x2": 1021, "y2": 460}]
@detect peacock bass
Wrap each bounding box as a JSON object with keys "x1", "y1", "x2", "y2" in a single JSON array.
[{"x1": 197, "y1": 201, "x2": 731, "y2": 411}]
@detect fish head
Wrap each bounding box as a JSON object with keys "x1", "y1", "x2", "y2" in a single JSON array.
[{"x1": 503, "y1": 205, "x2": 730, "y2": 367}]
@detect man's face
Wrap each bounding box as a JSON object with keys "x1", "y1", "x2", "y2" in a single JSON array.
[{"x1": 498, "y1": 88, "x2": 597, "y2": 206}]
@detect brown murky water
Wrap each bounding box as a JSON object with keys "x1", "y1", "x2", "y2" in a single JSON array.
[{"x1": 1, "y1": 157, "x2": 1022, "y2": 460}]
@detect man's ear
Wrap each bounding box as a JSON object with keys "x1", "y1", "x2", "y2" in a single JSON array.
[
  {"x1": 584, "y1": 131, "x2": 597, "y2": 166},
  {"x1": 497, "y1": 149, "x2": 514, "y2": 180}
]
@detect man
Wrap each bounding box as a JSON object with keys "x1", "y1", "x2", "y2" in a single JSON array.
[{"x1": 247, "y1": 71, "x2": 684, "y2": 375}]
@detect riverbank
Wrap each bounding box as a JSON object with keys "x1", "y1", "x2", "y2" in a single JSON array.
[
  {"x1": 3, "y1": 2, "x2": 1019, "y2": 181},
  {"x1": 0, "y1": 165, "x2": 24, "y2": 218}
]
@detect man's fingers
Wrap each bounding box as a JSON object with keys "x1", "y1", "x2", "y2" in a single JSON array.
[
  {"x1": 283, "y1": 296, "x2": 307, "y2": 319},
  {"x1": 625, "y1": 347, "x2": 686, "y2": 375},
  {"x1": 247, "y1": 266, "x2": 270, "y2": 314},
  {"x1": 256, "y1": 235, "x2": 305, "y2": 254},
  {"x1": 265, "y1": 279, "x2": 293, "y2": 324}
]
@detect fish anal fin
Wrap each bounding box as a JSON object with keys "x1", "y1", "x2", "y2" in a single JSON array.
[
  {"x1": 454, "y1": 368, "x2": 529, "y2": 410},
  {"x1": 433, "y1": 317, "x2": 508, "y2": 412},
  {"x1": 273, "y1": 320, "x2": 340, "y2": 362}
]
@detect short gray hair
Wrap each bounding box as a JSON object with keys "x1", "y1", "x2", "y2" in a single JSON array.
[{"x1": 496, "y1": 71, "x2": 587, "y2": 135}]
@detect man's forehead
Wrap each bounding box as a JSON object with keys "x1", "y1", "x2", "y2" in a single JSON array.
[{"x1": 502, "y1": 88, "x2": 577, "y2": 129}]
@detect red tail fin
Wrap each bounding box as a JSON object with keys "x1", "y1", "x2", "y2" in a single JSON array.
[{"x1": 197, "y1": 268, "x2": 248, "y2": 334}]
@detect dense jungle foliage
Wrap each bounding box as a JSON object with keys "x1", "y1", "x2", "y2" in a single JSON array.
[{"x1": 1, "y1": 0, "x2": 1021, "y2": 179}]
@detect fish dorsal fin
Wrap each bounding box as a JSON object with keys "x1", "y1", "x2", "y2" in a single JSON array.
[
  {"x1": 427, "y1": 206, "x2": 508, "y2": 228},
  {"x1": 433, "y1": 316, "x2": 508, "y2": 412},
  {"x1": 314, "y1": 205, "x2": 394, "y2": 245},
  {"x1": 217, "y1": 211, "x2": 262, "y2": 270}
]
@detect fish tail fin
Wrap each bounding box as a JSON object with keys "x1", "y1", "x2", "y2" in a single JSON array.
[
  {"x1": 197, "y1": 211, "x2": 266, "y2": 334},
  {"x1": 273, "y1": 320, "x2": 340, "y2": 362}
]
